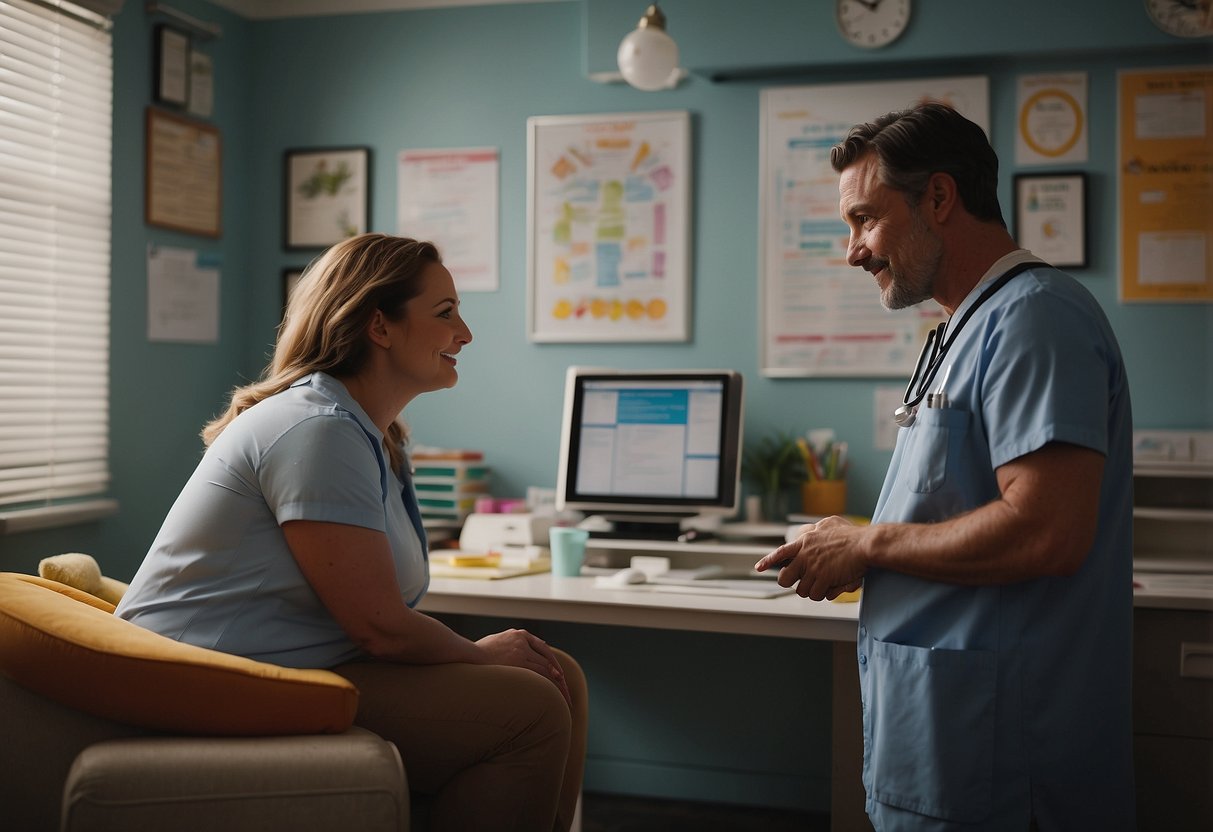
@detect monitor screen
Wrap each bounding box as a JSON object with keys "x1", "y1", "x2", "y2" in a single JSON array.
[{"x1": 555, "y1": 367, "x2": 744, "y2": 528}]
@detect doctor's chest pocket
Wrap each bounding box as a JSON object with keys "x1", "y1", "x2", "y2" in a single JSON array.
[{"x1": 900, "y1": 406, "x2": 970, "y2": 493}]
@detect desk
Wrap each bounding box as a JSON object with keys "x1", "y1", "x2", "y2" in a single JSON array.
[
  {"x1": 421, "y1": 550, "x2": 868, "y2": 832},
  {"x1": 424, "y1": 526, "x2": 1210, "y2": 832}
]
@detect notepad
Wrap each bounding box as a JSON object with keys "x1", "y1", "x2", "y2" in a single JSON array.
[
  {"x1": 429, "y1": 552, "x2": 551, "y2": 580},
  {"x1": 429, "y1": 561, "x2": 551, "y2": 580}
]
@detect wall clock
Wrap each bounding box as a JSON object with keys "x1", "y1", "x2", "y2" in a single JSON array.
[
  {"x1": 1143, "y1": 0, "x2": 1213, "y2": 37},
  {"x1": 836, "y1": 0, "x2": 912, "y2": 50}
]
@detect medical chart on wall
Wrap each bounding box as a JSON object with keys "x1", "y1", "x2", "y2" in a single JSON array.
[
  {"x1": 1118, "y1": 66, "x2": 1213, "y2": 303},
  {"x1": 527, "y1": 110, "x2": 689, "y2": 342},
  {"x1": 759, "y1": 76, "x2": 989, "y2": 376},
  {"x1": 397, "y1": 148, "x2": 499, "y2": 293}
]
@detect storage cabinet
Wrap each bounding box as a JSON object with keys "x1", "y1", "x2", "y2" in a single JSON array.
[
  {"x1": 1133, "y1": 607, "x2": 1213, "y2": 831},
  {"x1": 1131, "y1": 431, "x2": 1213, "y2": 831}
]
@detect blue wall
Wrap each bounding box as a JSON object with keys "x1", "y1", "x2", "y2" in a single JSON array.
[{"x1": 2, "y1": 0, "x2": 1211, "y2": 813}]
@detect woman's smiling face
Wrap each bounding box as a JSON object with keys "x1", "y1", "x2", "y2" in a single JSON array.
[{"x1": 389, "y1": 262, "x2": 472, "y2": 397}]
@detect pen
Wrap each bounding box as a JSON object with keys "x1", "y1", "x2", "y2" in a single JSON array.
[
  {"x1": 797, "y1": 437, "x2": 821, "y2": 481},
  {"x1": 927, "y1": 363, "x2": 952, "y2": 409}
]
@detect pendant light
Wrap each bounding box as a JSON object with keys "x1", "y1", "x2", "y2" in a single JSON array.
[{"x1": 616, "y1": 4, "x2": 680, "y2": 91}]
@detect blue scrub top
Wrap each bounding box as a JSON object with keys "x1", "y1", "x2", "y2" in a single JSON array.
[
  {"x1": 860, "y1": 253, "x2": 1135, "y2": 830},
  {"x1": 117, "y1": 372, "x2": 429, "y2": 669}
]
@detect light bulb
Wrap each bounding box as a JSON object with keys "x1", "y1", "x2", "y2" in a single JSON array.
[{"x1": 617, "y1": 4, "x2": 679, "y2": 92}]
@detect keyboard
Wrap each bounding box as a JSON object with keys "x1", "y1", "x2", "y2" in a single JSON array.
[
  {"x1": 678, "y1": 565, "x2": 781, "y2": 581},
  {"x1": 647, "y1": 580, "x2": 795, "y2": 599}
]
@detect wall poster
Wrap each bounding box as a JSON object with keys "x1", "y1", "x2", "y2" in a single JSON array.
[
  {"x1": 1118, "y1": 66, "x2": 1213, "y2": 303},
  {"x1": 1014, "y1": 172, "x2": 1087, "y2": 269},
  {"x1": 759, "y1": 76, "x2": 988, "y2": 377},
  {"x1": 1015, "y1": 73, "x2": 1088, "y2": 166},
  {"x1": 284, "y1": 146, "x2": 370, "y2": 250},
  {"x1": 527, "y1": 110, "x2": 690, "y2": 342},
  {"x1": 398, "y1": 147, "x2": 499, "y2": 293},
  {"x1": 145, "y1": 108, "x2": 221, "y2": 238}
]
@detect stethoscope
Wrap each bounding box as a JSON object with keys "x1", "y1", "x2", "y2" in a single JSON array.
[{"x1": 894, "y1": 261, "x2": 1043, "y2": 428}]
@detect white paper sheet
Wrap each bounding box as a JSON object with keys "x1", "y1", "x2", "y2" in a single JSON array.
[{"x1": 147, "y1": 245, "x2": 219, "y2": 343}]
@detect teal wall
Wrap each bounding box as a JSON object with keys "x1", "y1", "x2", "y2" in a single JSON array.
[
  {"x1": 5, "y1": 0, "x2": 1210, "y2": 574},
  {"x1": 2, "y1": 0, "x2": 1211, "y2": 813}
]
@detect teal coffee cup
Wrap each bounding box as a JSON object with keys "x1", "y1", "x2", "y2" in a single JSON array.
[{"x1": 549, "y1": 527, "x2": 589, "y2": 577}]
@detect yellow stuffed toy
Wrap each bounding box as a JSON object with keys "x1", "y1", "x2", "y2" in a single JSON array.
[{"x1": 38, "y1": 552, "x2": 129, "y2": 606}]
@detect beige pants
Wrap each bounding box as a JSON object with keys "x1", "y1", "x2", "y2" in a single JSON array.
[{"x1": 334, "y1": 649, "x2": 587, "y2": 831}]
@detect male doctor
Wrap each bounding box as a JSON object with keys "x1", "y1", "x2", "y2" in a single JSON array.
[{"x1": 756, "y1": 103, "x2": 1135, "y2": 831}]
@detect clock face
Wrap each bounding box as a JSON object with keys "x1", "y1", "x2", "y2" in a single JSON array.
[
  {"x1": 836, "y1": 0, "x2": 912, "y2": 50},
  {"x1": 1144, "y1": 0, "x2": 1213, "y2": 37}
]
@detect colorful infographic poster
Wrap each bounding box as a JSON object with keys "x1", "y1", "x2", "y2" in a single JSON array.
[
  {"x1": 1118, "y1": 66, "x2": 1213, "y2": 303},
  {"x1": 527, "y1": 111, "x2": 689, "y2": 342}
]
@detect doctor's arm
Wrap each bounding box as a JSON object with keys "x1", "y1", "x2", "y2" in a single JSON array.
[
  {"x1": 755, "y1": 441, "x2": 1103, "y2": 600},
  {"x1": 282, "y1": 519, "x2": 570, "y2": 703}
]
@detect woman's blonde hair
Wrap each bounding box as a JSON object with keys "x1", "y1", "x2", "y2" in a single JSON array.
[{"x1": 202, "y1": 233, "x2": 441, "y2": 472}]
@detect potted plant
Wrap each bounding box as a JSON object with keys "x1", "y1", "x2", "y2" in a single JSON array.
[{"x1": 741, "y1": 432, "x2": 805, "y2": 522}]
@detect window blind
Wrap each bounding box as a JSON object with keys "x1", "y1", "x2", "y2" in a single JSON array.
[{"x1": 0, "y1": 0, "x2": 113, "y2": 512}]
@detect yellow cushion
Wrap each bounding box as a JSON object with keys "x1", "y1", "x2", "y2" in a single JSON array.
[
  {"x1": 38, "y1": 552, "x2": 129, "y2": 606},
  {"x1": 0, "y1": 573, "x2": 358, "y2": 736}
]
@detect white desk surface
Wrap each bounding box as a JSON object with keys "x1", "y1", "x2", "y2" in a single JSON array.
[{"x1": 421, "y1": 572, "x2": 861, "y2": 642}]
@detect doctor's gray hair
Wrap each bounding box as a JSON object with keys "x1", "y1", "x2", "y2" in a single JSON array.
[{"x1": 830, "y1": 102, "x2": 1006, "y2": 228}]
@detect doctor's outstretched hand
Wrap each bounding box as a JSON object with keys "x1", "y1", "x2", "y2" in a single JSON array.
[{"x1": 754, "y1": 515, "x2": 867, "y2": 601}]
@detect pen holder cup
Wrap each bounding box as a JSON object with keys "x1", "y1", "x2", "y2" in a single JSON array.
[
  {"x1": 549, "y1": 527, "x2": 590, "y2": 577},
  {"x1": 801, "y1": 480, "x2": 847, "y2": 518}
]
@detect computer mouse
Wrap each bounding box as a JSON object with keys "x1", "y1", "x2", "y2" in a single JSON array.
[{"x1": 603, "y1": 567, "x2": 647, "y2": 586}]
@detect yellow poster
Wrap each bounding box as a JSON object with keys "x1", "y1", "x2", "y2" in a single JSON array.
[{"x1": 1119, "y1": 66, "x2": 1213, "y2": 302}]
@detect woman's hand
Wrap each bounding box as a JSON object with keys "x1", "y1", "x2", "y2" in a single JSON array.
[{"x1": 476, "y1": 629, "x2": 571, "y2": 706}]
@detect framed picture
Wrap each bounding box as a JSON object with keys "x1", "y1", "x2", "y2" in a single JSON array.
[
  {"x1": 526, "y1": 111, "x2": 691, "y2": 342},
  {"x1": 153, "y1": 25, "x2": 189, "y2": 107},
  {"x1": 145, "y1": 108, "x2": 221, "y2": 237},
  {"x1": 282, "y1": 267, "x2": 305, "y2": 310},
  {"x1": 1014, "y1": 172, "x2": 1087, "y2": 269},
  {"x1": 284, "y1": 147, "x2": 371, "y2": 250}
]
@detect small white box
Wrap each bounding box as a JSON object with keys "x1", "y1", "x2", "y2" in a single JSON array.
[
  {"x1": 459, "y1": 513, "x2": 554, "y2": 553},
  {"x1": 630, "y1": 556, "x2": 671, "y2": 578}
]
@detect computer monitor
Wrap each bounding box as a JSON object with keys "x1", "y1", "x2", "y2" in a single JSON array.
[{"x1": 555, "y1": 367, "x2": 745, "y2": 539}]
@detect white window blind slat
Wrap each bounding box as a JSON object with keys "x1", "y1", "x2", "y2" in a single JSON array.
[
  {"x1": 0, "y1": 289, "x2": 112, "y2": 313},
  {"x1": 0, "y1": 219, "x2": 110, "y2": 249},
  {"x1": 1, "y1": 0, "x2": 111, "y2": 44},
  {"x1": 0, "y1": 258, "x2": 113, "y2": 282},
  {"x1": 0, "y1": 140, "x2": 113, "y2": 178},
  {"x1": 0, "y1": 407, "x2": 108, "y2": 426},
  {"x1": 0, "y1": 468, "x2": 110, "y2": 493},
  {"x1": 0, "y1": 0, "x2": 112, "y2": 515},
  {"x1": 0, "y1": 424, "x2": 107, "y2": 443}
]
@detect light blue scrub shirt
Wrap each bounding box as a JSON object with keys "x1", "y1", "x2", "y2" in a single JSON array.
[
  {"x1": 860, "y1": 252, "x2": 1135, "y2": 831},
  {"x1": 116, "y1": 372, "x2": 429, "y2": 668}
]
